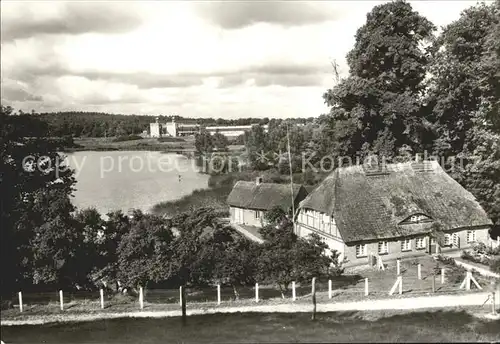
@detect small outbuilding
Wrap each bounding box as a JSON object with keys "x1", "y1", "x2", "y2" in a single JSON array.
[{"x1": 227, "y1": 177, "x2": 308, "y2": 228}]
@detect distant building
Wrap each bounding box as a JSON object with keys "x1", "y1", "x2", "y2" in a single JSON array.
[
  {"x1": 149, "y1": 118, "x2": 268, "y2": 138},
  {"x1": 295, "y1": 161, "x2": 493, "y2": 266},
  {"x1": 150, "y1": 117, "x2": 162, "y2": 138},
  {"x1": 206, "y1": 124, "x2": 269, "y2": 138},
  {"x1": 227, "y1": 177, "x2": 308, "y2": 228}
]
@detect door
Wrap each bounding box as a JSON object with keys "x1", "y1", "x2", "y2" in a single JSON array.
[
  {"x1": 429, "y1": 238, "x2": 436, "y2": 254},
  {"x1": 234, "y1": 208, "x2": 240, "y2": 223}
]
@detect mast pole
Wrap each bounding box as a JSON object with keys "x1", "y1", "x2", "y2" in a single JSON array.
[{"x1": 286, "y1": 122, "x2": 296, "y2": 230}]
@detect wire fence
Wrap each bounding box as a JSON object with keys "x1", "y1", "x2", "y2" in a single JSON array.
[{"x1": 5, "y1": 256, "x2": 498, "y2": 314}]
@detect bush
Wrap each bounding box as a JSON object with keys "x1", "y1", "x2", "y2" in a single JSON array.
[
  {"x1": 461, "y1": 250, "x2": 475, "y2": 262},
  {"x1": 490, "y1": 258, "x2": 500, "y2": 274},
  {"x1": 157, "y1": 137, "x2": 185, "y2": 143},
  {"x1": 112, "y1": 134, "x2": 143, "y2": 142}
]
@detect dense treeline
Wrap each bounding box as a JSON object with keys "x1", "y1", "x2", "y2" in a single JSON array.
[
  {"x1": 244, "y1": 0, "x2": 500, "y2": 238},
  {"x1": 28, "y1": 111, "x2": 282, "y2": 138}
]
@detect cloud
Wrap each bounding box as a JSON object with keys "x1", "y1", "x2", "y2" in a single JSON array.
[
  {"x1": 1, "y1": 79, "x2": 43, "y2": 102},
  {"x1": 195, "y1": 2, "x2": 343, "y2": 29},
  {"x1": 2, "y1": 87, "x2": 43, "y2": 102},
  {"x1": 1, "y1": 2, "x2": 144, "y2": 41}
]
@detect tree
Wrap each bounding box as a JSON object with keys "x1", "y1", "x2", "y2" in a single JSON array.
[
  {"x1": 1, "y1": 106, "x2": 77, "y2": 296},
  {"x1": 212, "y1": 132, "x2": 229, "y2": 151},
  {"x1": 257, "y1": 221, "x2": 340, "y2": 298},
  {"x1": 263, "y1": 206, "x2": 287, "y2": 228},
  {"x1": 195, "y1": 131, "x2": 214, "y2": 154},
  {"x1": 116, "y1": 210, "x2": 174, "y2": 290},
  {"x1": 212, "y1": 237, "x2": 259, "y2": 299},
  {"x1": 428, "y1": 2, "x2": 499, "y2": 158},
  {"x1": 427, "y1": 2, "x2": 500, "y2": 238},
  {"x1": 73, "y1": 208, "x2": 106, "y2": 288},
  {"x1": 323, "y1": 0, "x2": 435, "y2": 159}
]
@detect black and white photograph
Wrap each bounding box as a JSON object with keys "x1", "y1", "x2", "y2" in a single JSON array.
[{"x1": 1, "y1": 0, "x2": 499, "y2": 342}]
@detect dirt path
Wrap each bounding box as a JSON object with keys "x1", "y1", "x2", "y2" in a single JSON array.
[{"x1": 2, "y1": 291, "x2": 497, "y2": 326}]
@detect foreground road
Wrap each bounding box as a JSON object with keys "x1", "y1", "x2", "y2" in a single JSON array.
[{"x1": 2, "y1": 290, "x2": 498, "y2": 326}]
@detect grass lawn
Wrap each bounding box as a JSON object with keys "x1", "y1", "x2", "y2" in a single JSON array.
[
  {"x1": 2, "y1": 309, "x2": 499, "y2": 343},
  {"x1": 327, "y1": 255, "x2": 496, "y2": 302},
  {"x1": 3, "y1": 256, "x2": 493, "y2": 322}
]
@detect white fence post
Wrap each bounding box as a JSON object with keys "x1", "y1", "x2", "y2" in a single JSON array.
[
  {"x1": 255, "y1": 283, "x2": 259, "y2": 303},
  {"x1": 179, "y1": 286, "x2": 182, "y2": 306},
  {"x1": 292, "y1": 281, "x2": 296, "y2": 301},
  {"x1": 18, "y1": 291, "x2": 23, "y2": 313},
  {"x1": 100, "y1": 289, "x2": 104, "y2": 309},
  {"x1": 59, "y1": 290, "x2": 64, "y2": 311},
  {"x1": 397, "y1": 259, "x2": 400, "y2": 275},
  {"x1": 399, "y1": 275, "x2": 403, "y2": 295},
  {"x1": 441, "y1": 268, "x2": 445, "y2": 284},
  {"x1": 328, "y1": 280, "x2": 332, "y2": 299},
  {"x1": 217, "y1": 284, "x2": 221, "y2": 305},
  {"x1": 365, "y1": 278, "x2": 369, "y2": 296},
  {"x1": 139, "y1": 287, "x2": 144, "y2": 309},
  {"x1": 417, "y1": 264, "x2": 422, "y2": 280}
]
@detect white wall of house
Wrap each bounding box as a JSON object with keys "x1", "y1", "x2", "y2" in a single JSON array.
[
  {"x1": 229, "y1": 206, "x2": 267, "y2": 228},
  {"x1": 296, "y1": 208, "x2": 345, "y2": 260},
  {"x1": 296, "y1": 207, "x2": 492, "y2": 266},
  {"x1": 150, "y1": 123, "x2": 162, "y2": 138}
]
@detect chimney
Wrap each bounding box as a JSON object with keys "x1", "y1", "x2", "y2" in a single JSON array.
[{"x1": 256, "y1": 176, "x2": 263, "y2": 185}]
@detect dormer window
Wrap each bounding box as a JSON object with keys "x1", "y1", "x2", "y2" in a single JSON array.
[
  {"x1": 410, "y1": 215, "x2": 426, "y2": 223},
  {"x1": 401, "y1": 213, "x2": 432, "y2": 224}
]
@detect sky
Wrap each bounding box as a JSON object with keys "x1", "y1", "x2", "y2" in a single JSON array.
[{"x1": 0, "y1": 0, "x2": 488, "y2": 119}]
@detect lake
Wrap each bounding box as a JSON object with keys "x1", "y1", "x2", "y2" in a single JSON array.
[{"x1": 64, "y1": 151, "x2": 209, "y2": 215}]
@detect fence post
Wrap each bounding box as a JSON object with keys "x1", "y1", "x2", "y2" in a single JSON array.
[
  {"x1": 179, "y1": 286, "x2": 183, "y2": 306},
  {"x1": 466, "y1": 271, "x2": 471, "y2": 290},
  {"x1": 217, "y1": 284, "x2": 221, "y2": 305},
  {"x1": 100, "y1": 289, "x2": 104, "y2": 309},
  {"x1": 328, "y1": 279, "x2": 332, "y2": 299},
  {"x1": 432, "y1": 274, "x2": 436, "y2": 293},
  {"x1": 417, "y1": 264, "x2": 422, "y2": 280},
  {"x1": 59, "y1": 290, "x2": 64, "y2": 311},
  {"x1": 181, "y1": 286, "x2": 186, "y2": 326},
  {"x1": 399, "y1": 275, "x2": 403, "y2": 295},
  {"x1": 292, "y1": 281, "x2": 296, "y2": 301},
  {"x1": 139, "y1": 287, "x2": 144, "y2": 309},
  {"x1": 255, "y1": 283, "x2": 259, "y2": 303},
  {"x1": 365, "y1": 278, "x2": 369, "y2": 296},
  {"x1": 311, "y1": 277, "x2": 317, "y2": 321},
  {"x1": 18, "y1": 291, "x2": 23, "y2": 313},
  {"x1": 397, "y1": 259, "x2": 400, "y2": 275},
  {"x1": 492, "y1": 292, "x2": 496, "y2": 316},
  {"x1": 441, "y1": 268, "x2": 445, "y2": 284}
]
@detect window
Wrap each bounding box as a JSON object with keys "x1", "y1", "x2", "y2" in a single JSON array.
[
  {"x1": 452, "y1": 233, "x2": 459, "y2": 247},
  {"x1": 408, "y1": 214, "x2": 429, "y2": 223},
  {"x1": 378, "y1": 241, "x2": 389, "y2": 254},
  {"x1": 255, "y1": 211, "x2": 260, "y2": 219},
  {"x1": 467, "y1": 230, "x2": 476, "y2": 243},
  {"x1": 444, "y1": 234, "x2": 451, "y2": 246},
  {"x1": 416, "y1": 237, "x2": 426, "y2": 249},
  {"x1": 356, "y1": 244, "x2": 367, "y2": 257},
  {"x1": 401, "y1": 239, "x2": 411, "y2": 251}
]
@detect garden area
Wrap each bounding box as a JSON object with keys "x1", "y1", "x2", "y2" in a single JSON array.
[{"x1": 460, "y1": 243, "x2": 500, "y2": 275}]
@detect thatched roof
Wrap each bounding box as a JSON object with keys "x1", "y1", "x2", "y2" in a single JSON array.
[
  {"x1": 227, "y1": 181, "x2": 306, "y2": 211},
  {"x1": 298, "y1": 161, "x2": 492, "y2": 244}
]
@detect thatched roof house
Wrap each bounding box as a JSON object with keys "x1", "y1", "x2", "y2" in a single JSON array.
[
  {"x1": 296, "y1": 161, "x2": 492, "y2": 265},
  {"x1": 227, "y1": 177, "x2": 308, "y2": 228}
]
